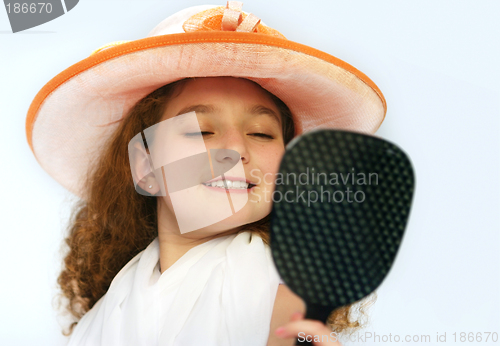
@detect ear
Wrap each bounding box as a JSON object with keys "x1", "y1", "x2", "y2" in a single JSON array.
[{"x1": 131, "y1": 140, "x2": 161, "y2": 196}]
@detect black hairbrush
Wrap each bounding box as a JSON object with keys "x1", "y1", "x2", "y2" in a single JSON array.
[{"x1": 270, "y1": 129, "x2": 415, "y2": 345}]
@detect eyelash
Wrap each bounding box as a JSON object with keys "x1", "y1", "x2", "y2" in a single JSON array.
[
  {"x1": 184, "y1": 132, "x2": 274, "y2": 139},
  {"x1": 251, "y1": 133, "x2": 274, "y2": 139},
  {"x1": 184, "y1": 132, "x2": 213, "y2": 137}
]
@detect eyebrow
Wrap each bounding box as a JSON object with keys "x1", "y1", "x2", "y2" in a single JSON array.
[
  {"x1": 175, "y1": 104, "x2": 281, "y2": 125},
  {"x1": 247, "y1": 105, "x2": 281, "y2": 126},
  {"x1": 176, "y1": 104, "x2": 218, "y2": 116}
]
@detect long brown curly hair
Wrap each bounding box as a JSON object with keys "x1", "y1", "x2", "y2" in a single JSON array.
[{"x1": 56, "y1": 77, "x2": 376, "y2": 336}]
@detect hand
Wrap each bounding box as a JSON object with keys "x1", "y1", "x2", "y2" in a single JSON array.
[{"x1": 274, "y1": 312, "x2": 343, "y2": 345}]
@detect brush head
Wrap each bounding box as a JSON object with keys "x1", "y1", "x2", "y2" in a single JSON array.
[{"x1": 270, "y1": 129, "x2": 414, "y2": 313}]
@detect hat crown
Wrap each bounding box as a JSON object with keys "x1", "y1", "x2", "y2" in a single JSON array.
[
  {"x1": 91, "y1": 2, "x2": 285, "y2": 56},
  {"x1": 148, "y1": 2, "x2": 285, "y2": 38},
  {"x1": 148, "y1": 5, "x2": 217, "y2": 37}
]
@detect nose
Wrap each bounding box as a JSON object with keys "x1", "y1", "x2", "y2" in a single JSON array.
[
  {"x1": 213, "y1": 148, "x2": 240, "y2": 164},
  {"x1": 213, "y1": 129, "x2": 250, "y2": 164}
]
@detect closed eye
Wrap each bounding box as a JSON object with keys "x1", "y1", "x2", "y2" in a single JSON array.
[
  {"x1": 184, "y1": 132, "x2": 274, "y2": 139},
  {"x1": 250, "y1": 133, "x2": 274, "y2": 139},
  {"x1": 184, "y1": 132, "x2": 214, "y2": 137}
]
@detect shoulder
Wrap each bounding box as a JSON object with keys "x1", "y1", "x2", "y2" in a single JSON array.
[{"x1": 267, "y1": 284, "x2": 306, "y2": 346}]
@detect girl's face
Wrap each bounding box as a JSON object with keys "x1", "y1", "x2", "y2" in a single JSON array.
[{"x1": 154, "y1": 77, "x2": 285, "y2": 237}]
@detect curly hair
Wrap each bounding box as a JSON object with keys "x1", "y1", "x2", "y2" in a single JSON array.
[{"x1": 56, "y1": 77, "x2": 376, "y2": 336}]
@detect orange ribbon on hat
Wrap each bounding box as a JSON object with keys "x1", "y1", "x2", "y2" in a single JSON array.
[
  {"x1": 90, "y1": 40, "x2": 132, "y2": 56},
  {"x1": 221, "y1": 1, "x2": 261, "y2": 32},
  {"x1": 182, "y1": 2, "x2": 284, "y2": 38},
  {"x1": 221, "y1": 1, "x2": 242, "y2": 31},
  {"x1": 90, "y1": 2, "x2": 285, "y2": 56},
  {"x1": 236, "y1": 13, "x2": 261, "y2": 32}
]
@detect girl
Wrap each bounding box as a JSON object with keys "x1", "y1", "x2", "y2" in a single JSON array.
[{"x1": 25, "y1": 3, "x2": 386, "y2": 345}]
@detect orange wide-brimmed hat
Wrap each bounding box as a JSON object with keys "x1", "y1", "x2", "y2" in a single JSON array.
[{"x1": 26, "y1": 2, "x2": 386, "y2": 199}]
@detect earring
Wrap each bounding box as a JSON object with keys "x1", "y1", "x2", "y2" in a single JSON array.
[{"x1": 148, "y1": 185, "x2": 153, "y2": 189}]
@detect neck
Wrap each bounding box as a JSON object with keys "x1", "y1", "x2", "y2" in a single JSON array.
[{"x1": 156, "y1": 200, "x2": 242, "y2": 274}]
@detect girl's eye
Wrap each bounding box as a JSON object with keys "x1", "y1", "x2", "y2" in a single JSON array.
[
  {"x1": 184, "y1": 131, "x2": 213, "y2": 137},
  {"x1": 250, "y1": 133, "x2": 274, "y2": 139}
]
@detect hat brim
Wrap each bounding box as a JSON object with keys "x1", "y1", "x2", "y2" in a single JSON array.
[{"x1": 26, "y1": 31, "x2": 386, "y2": 199}]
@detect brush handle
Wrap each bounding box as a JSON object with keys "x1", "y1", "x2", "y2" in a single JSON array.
[{"x1": 295, "y1": 303, "x2": 334, "y2": 345}]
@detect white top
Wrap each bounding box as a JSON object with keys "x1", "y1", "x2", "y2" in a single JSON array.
[{"x1": 67, "y1": 231, "x2": 283, "y2": 346}]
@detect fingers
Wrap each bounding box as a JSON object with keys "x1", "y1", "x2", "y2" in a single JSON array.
[
  {"x1": 275, "y1": 316, "x2": 343, "y2": 345},
  {"x1": 290, "y1": 311, "x2": 304, "y2": 322}
]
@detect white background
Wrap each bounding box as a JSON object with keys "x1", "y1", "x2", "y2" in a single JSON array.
[{"x1": 1, "y1": 0, "x2": 498, "y2": 345}]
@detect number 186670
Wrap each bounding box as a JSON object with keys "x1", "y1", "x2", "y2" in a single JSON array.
[{"x1": 6, "y1": 3, "x2": 53, "y2": 14}]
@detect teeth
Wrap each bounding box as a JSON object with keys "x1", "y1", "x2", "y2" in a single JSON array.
[{"x1": 204, "y1": 180, "x2": 251, "y2": 189}]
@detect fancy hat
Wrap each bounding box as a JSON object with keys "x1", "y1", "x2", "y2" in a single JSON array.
[{"x1": 26, "y1": 2, "x2": 386, "y2": 199}]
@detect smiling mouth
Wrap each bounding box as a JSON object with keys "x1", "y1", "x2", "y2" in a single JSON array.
[{"x1": 201, "y1": 179, "x2": 256, "y2": 190}]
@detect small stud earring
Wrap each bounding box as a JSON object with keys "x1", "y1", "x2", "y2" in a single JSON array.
[{"x1": 148, "y1": 185, "x2": 153, "y2": 189}]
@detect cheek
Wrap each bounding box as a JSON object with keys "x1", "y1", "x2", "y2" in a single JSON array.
[{"x1": 258, "y1": 145, "x2": 285, "y2": 182}]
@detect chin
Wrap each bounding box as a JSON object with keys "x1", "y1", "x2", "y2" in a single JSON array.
[
  {"x1": 201, "y1": 206, "x2": 271, "y2": 234},
  {"x1": 222, "y1": 205, "x2": 270, "y2": 229}
]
